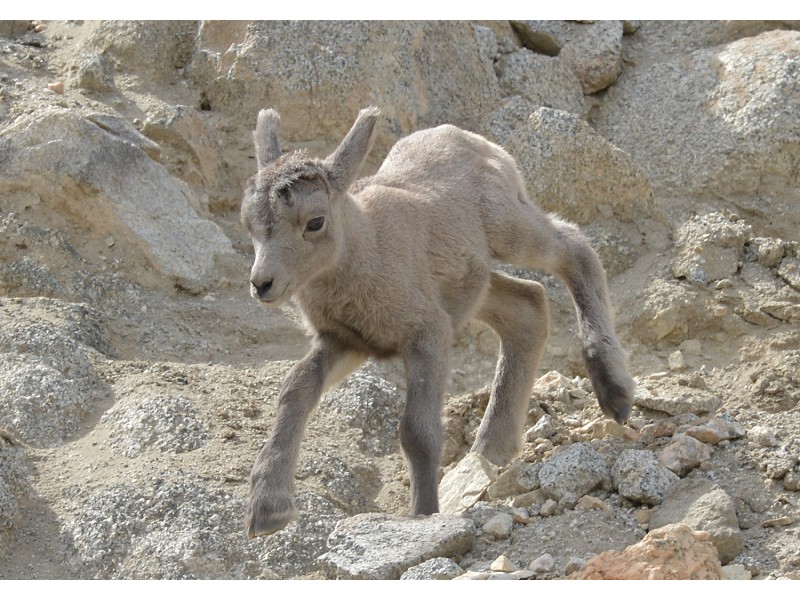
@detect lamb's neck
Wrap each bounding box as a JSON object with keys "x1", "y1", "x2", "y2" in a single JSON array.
[
  {"x1": 340, "y1": 195, "x2": 376, "y2": 264},
  {"x1": 318, "y1": 195, "x2": 378, "y2": 290}
]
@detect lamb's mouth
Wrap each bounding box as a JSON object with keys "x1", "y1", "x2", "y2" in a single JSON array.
[{"x1": 255, "y1": 284, "x2": 289, "y2": 306}]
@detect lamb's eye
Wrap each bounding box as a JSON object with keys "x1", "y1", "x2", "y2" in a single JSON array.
[{"x1": 306, "y1": 216, "x2": 325, "y2": 232}]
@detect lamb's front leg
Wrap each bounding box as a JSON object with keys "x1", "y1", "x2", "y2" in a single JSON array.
[
  {"x1": 246, "y1": 337, "x2": 362, "y2": 538},
  {"x1": 400, "y1": 333, "x2": 451, "y2": 515}
]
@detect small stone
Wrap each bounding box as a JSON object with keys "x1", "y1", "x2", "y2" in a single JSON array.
[
  {"x1": 511, "y1": 507, "x2": 533, "y2": 523},
  {"x1": 640, "y1": 420, "x2": 678, "y2": 438},
  {"x1": 579, "y1": 417, "x2": 638, "y2": 441},
  {"x1": 635, "y1": 508, "x2": 654, "y2": 526},
  {"x1": 748, "y1": 425, "x2": 777, "y2": 448},
  {"x1": 487, "y1": 570, "x2": 535, "y2": 580},
  {"x1": 687, "y1": 372, "x2": 707, "y2": 389},
  {"x1": 482, "y1": 512, "x2": 514, "y2": 539},
  {"x1": 529, "y1": 552, "x2": 555, "y2": 574},
  {"x1": 539, "y1": 498, "x2": 558, "y2": 517},
  {"x1": 684, "y1": 417, "x2": 745, "y2": 445},
  {"x1": 721, "y1": 564, "x2": 751, "y2": 580},
  {"x1": 668, "y1": 350, "x2": 687, "y2": 371},
  {"x1": 659, "y1": 434, "x2": 713, "y2": 476},
  {"x1": 105, "y1": 236, "x2": 115, "y2": 247},
  {"x1": 48, "y1": 81, "x2": 64, "y2": 94},
  {"x1": 438, "y1": 452, "x2": 498, "y2": 514},
  {"x1": 526, "y1": 414, "x2": 556, "y2": 441},
  {"x1": 401, "y1": 557, "x2": 464, "y2": 580},
  {"x1": 512, "y1": 488, "x2": 547, "y2": 509},
  {"x1": 761, "y1": 516, "x2": 794, "y2": 527},
  {"x1": 576, "y1": 495, "x2": 611, "y2": 512},
  {"x1": 490, "y1": 554, "x2": 517, "y2": 573},
  {"x1": 455, "y1": 571, "x2": 490, "y2": 580},
  {"x1": 564, "y1": 557, "x2": 586, "y2": 576}
]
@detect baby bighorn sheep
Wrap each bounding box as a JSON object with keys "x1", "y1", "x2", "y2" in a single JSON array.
[{"x1": 240, "y1": 107, "x2": 634, "y2": 538}]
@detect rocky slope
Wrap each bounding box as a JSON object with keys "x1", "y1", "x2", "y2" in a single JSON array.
[{"x1": 0, "y1": 20, "x2": 799, "y2": 580}]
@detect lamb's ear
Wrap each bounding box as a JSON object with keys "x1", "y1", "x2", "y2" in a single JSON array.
[
  {"x1": 254, "y1": 109, "x2": 282, "y2": 169},
  {"x1": 325, "y1": 107, "x2": 380, "y2": 191}
]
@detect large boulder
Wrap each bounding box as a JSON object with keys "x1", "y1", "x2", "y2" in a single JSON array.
[
  {"x1": 81, "y1": 21, "x2": 199, "y2": 84},
  {"x1": 190, "y1": 21, "x2": 501, "y2": 157},
  {"x1": 0, "y1": 110, "x2": 236, "y2": 290},
  {"x1": 595, "y1": 30, "x2": 800, "y2": 232}
]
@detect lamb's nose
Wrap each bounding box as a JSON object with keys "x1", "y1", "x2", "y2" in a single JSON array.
[{"x1": 252, "y1": 278, "x2": 273, "y2": 298}]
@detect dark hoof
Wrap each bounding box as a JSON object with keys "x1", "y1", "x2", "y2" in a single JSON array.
[
  {"x1": 595, "y1": 374, "x2": 635, "y2": 424},
  {"x1": 245, "y1": 495, "x2": 298, "y2": 539},
  {"x1": 583, "y1": 346, "x2": 635, "y2": 424}
]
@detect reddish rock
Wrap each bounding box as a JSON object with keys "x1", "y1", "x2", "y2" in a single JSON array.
[{"x1": 570, "y1": 523, "x2": 723, "y2": 580}]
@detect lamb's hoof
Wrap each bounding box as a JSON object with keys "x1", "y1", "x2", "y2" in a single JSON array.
[
  {"x1": 596, "y1": 379, "x2": 634, "y2": 424},
  {"x1": 245, "y1": 495, "x2": 298, "y2": 539}
]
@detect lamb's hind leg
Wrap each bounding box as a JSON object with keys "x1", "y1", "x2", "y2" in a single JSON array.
[
  {"x1": 472, "y1": 272, "x2": 549, "y2": 466},
  {"x1": 543, "y1": 218, "x2": 634, "y2": 422},
  {"x1": 509, "y1": 212, "x2": 634, "y2": 422}
]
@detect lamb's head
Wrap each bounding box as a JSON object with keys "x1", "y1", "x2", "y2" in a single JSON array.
[{"x1": 241, "y1": 107, "x2": 380, "y2": 306}]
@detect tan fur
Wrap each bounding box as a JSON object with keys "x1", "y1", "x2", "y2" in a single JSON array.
[{"x1": 240, "y1": 107, "x2": 635, "y2": 538}]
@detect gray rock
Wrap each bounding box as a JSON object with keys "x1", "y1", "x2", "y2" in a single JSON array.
[
  {"x1": 683, "y1": 417, "x2": 745, "y2": 445},
  {"x1": 0, "y1": 299, "x2": 109, "y2": 447},
  {"x1": 659, "y1": 435, "x2": 714, "y2": 476},
  {"x1": 482, "y1": 512, "x2": 514, "y2": 539},
  {"x1": 538, "y1": 442, "x2": 610, "y2": 503},
  {"x1": 509, "y1": 20, "x2": 571, "y2": 55},
  {"x1": 650, "y1": 478, "x2": 743, "y2": 565},
  {"x1": 61, "y1": 472, "x2": 298, "y2": 579},
  {"x1": 319, "y1": 362, "x2": 404, "y2": 456},
  {"x1": 83, "y1": 21, "x2": 198, "y2": 81},
  {"x1": 0, "y1": 111, "x2": 236, "y2": 290},
  {"x1": 722, "y1": 563, "x2": 752, "y2": 580},
  {"x1": 487, "y1": 459, "x2": 540, "y2": 499},
  {"x1": 612, "y1": 449, "x2": 680, "y2": 505},
  {"x1": 527, "y1": 414, "x2": 557, "y2": 441},
  {"x1": 530, "y1": 552, "x2": 555, "y2": 574},
  {"x1": 634, "y1": 383, "x2": 722, "y2": 416},
  {"x1": 400, "y1": 557, "x2": 464, "y2": 580},
  {"x1": 140, "y1": 104, "x2": 240, "y2": 210},
  {"x1": 70, "y1": 53, "x2": 115, "y2": 93},
  {"x1": 559, "y1": 21, "x2": 624, "y2": 93},
  {"x1": 191, "y1": 21, "x2": 500, "y2": 155},
  {"x1": 778, "y1": 255, "x2": 800, "y2": 290},
  {"x1": 748, "y1": 425, "x2": 778, "y2": 447},
  {"x1": 595, "y1": 31, "x2": 800, "y2": 212},
  {"x1": 495, "y1": 50, "x2": 586, "y2": 117},
  {"x1": 439, "y1": 452, "x2": 498, "y2": 514},
  {"x1": 502, "y1": 108, "x2": 657, "y2": 233},
  {"x1": 99, "y1": 391, "x2": 209, "y2": 457},
  {"x1": 671, "y1": 213, "x2": 752, "y2": 284},
  {"x1": 539, "y1": 498, "x2": 558, "y2": 517},
  {"x1": 0, "y1": 432, "x2": 28, "y2": 530},
  {"x1": 472, "y1": 24, "x2": 498, "y2": 70},
  {"x1": 319, "y1": 513, "x2": 475, "y2": 580}
]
